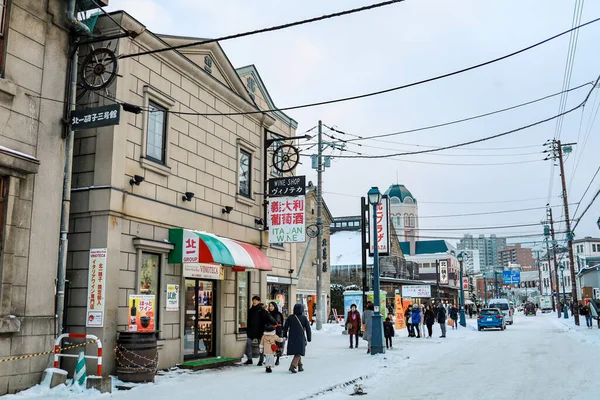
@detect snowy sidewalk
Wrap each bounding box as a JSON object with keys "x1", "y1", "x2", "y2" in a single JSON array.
[
  {"x1": 5, "y1": 321, "x2": 478, "y2": 400},
  {"x1": 551, "y1": 313, "x2": 600, "y2": 346}
]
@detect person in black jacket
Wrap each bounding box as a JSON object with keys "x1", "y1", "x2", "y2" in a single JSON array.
[
  {"x1": 449, "y1": 304, "x2": 459, "y2": 330},
  {"x1": 437, "y1": 303, "x2": 447, "y2": 338},
  {"x1": 424, "y1": 304, "x2": 435, "y2": 338},
  {"x1": 283, "y1": 303, "x2": 311, "y2": 373},
  {"x1": 383, "y1": 317, "x2": 395, "y2": 349},
  {"x1": 268, "y1": 301, "x2": 284, "y2": 365},
  {"x1": 244, "y1": 296, "x2": 275, "y2": 365}
]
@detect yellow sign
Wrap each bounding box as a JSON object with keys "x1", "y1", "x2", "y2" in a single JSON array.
[
  {"x1": 128, "y1": 295, "x2": 155, "y2": 332},
  {"x1": 395, "y1": 295, "x2": 406, "y2": 330}
]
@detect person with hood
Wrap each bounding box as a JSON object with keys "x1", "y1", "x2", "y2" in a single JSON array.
[
  {"x1": 424, "y1": 304, "x2": 435, "y2": 338},
  {"x1": 449, "y1": 304, "x2": 459, "y2": 329},
  {"x1": 345, "y1": 304, "x2": 361, "y2": 349},
  {"x1": 245, "y1": 296, "x2": 275, "y2": 366},
  {"x1": 268, "y1": 301, "x2": 284, "y2": 365},
  {"x1": 411, "y1": 304, "x2": 422, "y2": 338},
  {"x1": 383, "y1": 317, "x2": 395, "y2": 349},
  {"x1": 283, "y1": 303, "x2": 311, "y2": 373},
  {"x1": 437, "y1": 302, "x2": 447, "y2": 338},
  {"x1": 362, "y1": 302, "x2": 375, "y2": 353},
  {"x1": 404, "y1": 304, "x2": 414, "y2": 337}
]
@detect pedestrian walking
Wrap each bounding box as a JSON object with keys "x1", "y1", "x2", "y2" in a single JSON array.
[
  {"x1": 449, "y1": 304, "x2": 459, "y2": 329},
  {"x1": 345, "y1": 304, "x2": 361, "y2": 349},
  {"x1": 362, "y1": 302, "x2": 375, "y2": 353},
  {"x1": 268, "y1": 301, "x2": 284, "y2": 365},
  {"x1": 437, "y1": 302, "x2": 447, "y2": 338},
  {"x1": 411, "y1": 304, "x2": 422, "y2": 338},
  {"x1": 580, "y1": 303, "x2": 593, "y2": 328},
  {"x1": 468, "y1": 305, "x2": 474, "y2": 319},
  {"x1": 245, "y1": 296, "x2": 275, "y2": 365},
  {"x1": 424, "y1": 304, "x2": 435, "y2": 338},
  {"x1": 383, "y1": 317, "x2": 395, "y2": 349},
  {"x1": 405, "y1": 304, "x2": 414, "y2": 337},
  {"x1": 283, "y1": 303, "x2": 311, "y2": 373},
  {"x1": 419, "y1": 305, "x2": 425, "y2": 337},
  {"x1": 259, "y1": 325, "x2": 284, "y2": 373}
]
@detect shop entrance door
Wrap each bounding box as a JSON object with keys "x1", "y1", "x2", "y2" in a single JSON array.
[{"x1": 184, "y1": 279, "x2": 216, "y2": 358}]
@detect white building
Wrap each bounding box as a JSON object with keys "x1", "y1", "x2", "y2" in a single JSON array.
[
  {"x1": 461, "y1": 249, "x2": 481, "y2": 274},
  {"x1": 385, "y1": 184, "x2": 419, "y2": 242}
]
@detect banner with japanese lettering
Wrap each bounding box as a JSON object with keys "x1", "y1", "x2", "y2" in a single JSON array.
[
  {"x1": 268, "y1": 196, "x2": 306, "y2": 243},
  {"x1": 395, "y1": 295, "x2": 406, "y2": 330},
  {"x1": 128, "y1": 295, "x2": 156, "y2": 332},
  {"x1": 86, "y1": 248, "x2": 107, "y2": 328},
  {"x1": 439, "y1": 260, "x2": 449, "y2": 285},
  {"x1": 166, "y1": 285, "x2": 179, "y2": 311},
  {"x1": 369, "y1": 196, "x2": 390, "y2": 256},
  {"x1": 168, "y1": 228, "x2": 200, "y2": 264}
]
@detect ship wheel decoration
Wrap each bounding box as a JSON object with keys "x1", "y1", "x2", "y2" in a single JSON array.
[
  {"x1": 272, "y1": 144, "x2": 300, "y2": 173},
  {"x1": 80, "y1": 47, "x2": 119, "y2": 91}
]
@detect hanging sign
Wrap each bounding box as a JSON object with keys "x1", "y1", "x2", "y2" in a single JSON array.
[
  {"x1": 268, "y1": 196, "x2": 306, "y2": 243},
  {"x1": 369, "y1": 196, "x2": 390, "y2": 256},
  {"x1": 268, "y1": 176, "x2": 306, "y2": 197},
  {"x1": 395, "y1": 295, "x2": 406, "y2": 330},
  {"x1": 439, "y1": 260, "x2": 449, "y2": 284},
  {"x1": 183, "y1": 263, "x2": 225, "y2": 280},
  {"x1": 166, "y1": 284, "x2": 180, "y2": 311},
  {"x1": 402, "y1": 285, "x2": 432, "y2": 298},
  {"x1": 70, "y1": 104, "x2": 121, "y2": 131},
  {"x1": 128, "y1": 295, "x2": 155, "y2": 332},
  {"x1": 86, "y1": 248, "x2": 107, "y2": 328},
  {"x1": 462, "y1": 278, "x2": 469, "y2": 290}
]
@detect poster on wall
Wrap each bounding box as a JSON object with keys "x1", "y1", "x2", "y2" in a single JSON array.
[
  {"x1": 128, "y1": 295, "x2": 155, "y2": 332},
  {"x1": 343, "y1": 291, "x2": 364, "y2": 318},
  {"x1": 395, "y1": 295, "x2": 406, "y2": 330},
  {"x1": 166, "y1": 284, "x2": 179, "y2": 311},
  {"x1": 369, "y1": 196, "x2": 390, "y2": 256},
  {"x1": 439, "y1": 260, "x2": 449, "y2": 284},
  {"x1": 267, "y1": 196, "x2": 306, "y2": 243},
  {"x1": 367, "y1": 291, "x2": 388, "y2": 319},
  {"x1": 86, "y1": 248, "x2": 107, "y2": 328}
]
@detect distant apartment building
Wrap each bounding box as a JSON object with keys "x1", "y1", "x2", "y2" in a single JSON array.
[
  {"x1": 458, "y1": 234, "x2": 507, "y2": 272},
  {"x1": 498, "y1": 244, "x2": 535, "y2": 268}
]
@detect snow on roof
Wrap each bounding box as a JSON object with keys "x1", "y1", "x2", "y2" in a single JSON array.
[
  {"x1": 0, "y1": 145, "x2": 38, "y2": 161},
  {"x1": 331, "y1": 230, "x2": 373, "y2": 266}
]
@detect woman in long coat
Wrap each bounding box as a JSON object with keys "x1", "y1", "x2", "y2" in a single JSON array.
[
  {"x1": 345, "y1": 304, "x2": 361, "y2": 349},
  {"x1": 283, "y1": 303, "x2": 312, "y2": 373},
  {"x1": 268, "y1": 301, "x2": 284, "y2": 366}
]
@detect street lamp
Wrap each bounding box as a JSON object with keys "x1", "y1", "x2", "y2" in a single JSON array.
[
  {"x1": 367, "y1": 187, "x2": 384, "y2": 355},
  {"x1": 559, "y1": 263, "x2": 568, "y2": 319},
  {"x1": 457, "y1": 252, "x2": 467, "y2": 327}
]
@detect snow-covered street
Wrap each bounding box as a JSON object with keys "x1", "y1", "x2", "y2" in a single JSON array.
[{"x1": 7, "y1": 312, "x2": 600, "y2": 400}]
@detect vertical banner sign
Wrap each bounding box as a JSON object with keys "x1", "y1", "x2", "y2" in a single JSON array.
[
  {"x1": 462, "y1": 277, "x2": 469, "y2": 290},
  {"x1": 369, "y1": 196, "x2": 390, "y2": 256},
  {"x1": 128, "y1": 295, "x2": 156, "y2": 332},
  {"x1": 166, "y1": 284, "x2": 180, "y2": 311},
  {"x1": 182, "y1": 230, "x2": 200, "y2": 263},
  {"x1": 268, "y1": 196, "x2": 306, "y2": 243},
  {"x1": 395, "y1": 294, "x2": 406, "y2": 330},
  {"x1": 86, "y1": 248, "x2": 107, "y2": 328},
  {"x1": 439, "y1": 260, "x2": 449, "y2": 284}
]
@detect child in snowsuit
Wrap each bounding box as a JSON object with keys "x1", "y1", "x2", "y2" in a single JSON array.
[
  {"x1": 260, "y1": 325, "x2": 284, "y2": 373},
  {"x1": 383, "y1": 317, "x2": 395, "y2": 349}
]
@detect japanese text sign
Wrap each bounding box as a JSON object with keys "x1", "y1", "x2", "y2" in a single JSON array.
[
  {"x1": 462, "y1": 278, "x2": 469, "y2": 290},
  {"x1": 439, "y1": 260, "x2": 449, "y2": 285},
  {"x1": 70, "y1": 104, "x2": 121, "y2": 131},
  {"x1": 166, "y1": 285, "x2": 179, "y2": 311},
  {"x1": 268, "y1": 196, "x2": 306, "y2": 243},
  {"x1": 128, "y1": 295, "x2": 155, "y2": 332},
  {"x1": 502, "y1": 270, "x2": 521, "y2": 285},
  {"x1": 86, "y1": 248, "x2": 107, "y2": 328},
  {"x1": 369, "y1": 196, "x2": 390, "y2": 256},
  {"x1": 268, "y1": 176, "x2": 306, "y2": 197},
  {"x1": 401, "y1": 285, "x2": 432, "y2": 298},
  {"x1": 168, "y1": 228, "x2": 200, "y2": 264},
  {"x1": 395, "y1": 295, "x2": 406, "y2": 330}
]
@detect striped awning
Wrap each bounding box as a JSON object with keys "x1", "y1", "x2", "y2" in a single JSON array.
[{"x1": 168, "y1": 228, "x2": 271, "y2": 271}]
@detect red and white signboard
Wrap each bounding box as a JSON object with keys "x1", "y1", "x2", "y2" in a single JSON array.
[
  {"x1": 402, "y1": 285, "x2": 432, "y2": 298},
  {"x1": 182, "y1": 230, "x2": 200, "y2": 263},
  {"x1": 268, "y1": 196, "x2": 306, "y2": 243},
  {"x1": 86, "y1": 248, "x2": 107, "y2": 328},
  {"x1": 369, "y1": 196, "x2": 390, "y2": 256},
  {"x1": 462, "y1": 278, "x2": 469, "y2": 290}
]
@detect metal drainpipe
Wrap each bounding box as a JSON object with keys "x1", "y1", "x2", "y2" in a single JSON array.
[{"x1": 56, "y1": 1, "x2": 91, "y2": 336}]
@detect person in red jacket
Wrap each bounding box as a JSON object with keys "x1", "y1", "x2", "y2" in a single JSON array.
[{"x1": 345, "y1": 304, "x2": 361, "y2": 349}]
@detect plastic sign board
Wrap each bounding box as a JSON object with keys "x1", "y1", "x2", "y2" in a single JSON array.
[
  {"x1": 439, "y1": 260, "x2": 449, "y2": 284},
  {"x1": 86, "y1": 248, "x2": 107, "y2": 328},
  {"x1": 369, "y1": 196, "x2": 391, "y2": 256},
  {"x1": 395, "y1": 295, "x2": 406, "y2": 330},
  {"x1": 128, "y1": 295, "x2": 155, "y2": 332},
  {"x1": 70, "y1": 104, "x2": 121, "y2": 131},
  {"x1": 401, "y1": 285, "x2": 432, "y2": 298},
  {"x1": 462, "y1": 278, "x2": 469, "y2": 290},
  {"x1": 268, "y1": 175, "x2": 306, "y2": 197},
  {"x1": 183, "y1": 263, "x2": 225, "y2": 280},
  {"x1": 268, "y1": 196, "x2": 306, "y2": 243},
  {"x1": 166, "y1": 285, "x2": 179, "y2": 311},
  {"x1": 168, "y1": 228, "x2": 200, "y2": 264},
  {"x1": 502, "y1": 270, "x2": 521, "y2": 284}
]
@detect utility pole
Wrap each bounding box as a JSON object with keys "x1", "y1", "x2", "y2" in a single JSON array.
[
  {"x1": 535, "y1": 250, "x2": 542, "y2": 297},
  {"x1": 315, "y1": 120, "x2": 324, "y2": 331},
  {"x1": 544, "y1": 224, "x2": 555, "y2": 310},
  {"x1": 548, "y1": 207, "x2": 561, "y2": 318},
  {"x1": 554, "y1": 140, "x2": 580, "y2": 325},
  {"x1": 360, "y1": 197, "x2": 368, "y2": 308}
]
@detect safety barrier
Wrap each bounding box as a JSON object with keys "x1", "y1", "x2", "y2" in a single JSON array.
[{"x1": 54, "y1": 333, "x2": 103, "y2": 375}]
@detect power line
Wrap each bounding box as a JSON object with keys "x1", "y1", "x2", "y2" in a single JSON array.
[
  {"x1": 119, "y1": 0, "x2": 406, "y2": 59},
  {"x1": 324, "y1": 82, "x2": 592, "y2": 142},
  {"x1": 572, "y1": 164, "x2": 600, "y2": 222},
  {"x1": 418, "y1": 221, "x2": 568, "y2": 232},
  {"x1": 404, "y1": 232, "x2": 569, "y2": 241},
  {"x1": 323, "y1": 191, "x2": 556, "y2": 204},
  {"x1": 418, "y1": 204, "x2": 577, "y2": 219},
  {"x1": 572, "y1": 185, "x2": 600, "y2": 231}
]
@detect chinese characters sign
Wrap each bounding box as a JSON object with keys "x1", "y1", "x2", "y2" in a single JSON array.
[
  {"x1": 166, "y1": 285, "x2": 179, "y2": 312},
  {"x1": 395, "y1": 295, "x2": 406, "y2": 330},
  {"x1": 86, "y1": 248, "x2": 107, "y2": 328},
  {"x1": 168, "y1": 228, "x2": 200, "y2": 264},
  {"x1": 128, "y1": 295, "x2": 155, "y2": 332},
  {"x1": 268, "y1": 196, "x2": 306, "y2": 243},
  {"x1": 70, "y1": 104, "x2": 121, "y2": 131},
  {"x1": 462, "y1": 278, "x2": 469, "y2": 290},
  {"x1": 439, "y1": 260, "x2": 449, "y2": 284},
  {"x1": 401, "y1": 285, "x2": 432, "y2": 298},
  {"x1": 268, "y1": 176, "x2": 306, "y2": 197},
  {"x1": 369, "y1": 196, "x2": 390, "y2": 256}
]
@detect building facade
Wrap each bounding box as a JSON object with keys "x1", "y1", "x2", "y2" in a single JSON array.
[
  {"x1": 385, "y1": 184, "x2": 419, "y2": 242},
  {"x1": 65, "y1": 11, "x2": 301, "y2": 375},
  {"x1": 498, "y1": 244, "x2": 534, "y2": 268},
  {"x1": 458, "y1": 234, "x2": 507, "y2": 272}
]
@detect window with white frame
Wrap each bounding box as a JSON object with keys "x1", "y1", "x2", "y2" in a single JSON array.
[
  {"x1": 269, "y1": 133, "x2": 285, "y2": 177},
  {"x1": 238, "y1": 149, "x2": 252, "y2": 198},
  {"x1": 140, "y1": 86, "x2": 175, "y2": 175},
  {"x1": 237, "y1": 272, "x2": 250, "y2": 333}
]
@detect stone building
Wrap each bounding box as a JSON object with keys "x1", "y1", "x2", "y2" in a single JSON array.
[
  {"x1": 0, "y1": 0, "x2": 75, "y2": 394},
  {"x1": 65, "y1": 11, "x2": 300, "y2": 375}
]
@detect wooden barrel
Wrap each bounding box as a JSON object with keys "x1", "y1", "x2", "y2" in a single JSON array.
[{"x1": 116, "y1": 331, "x2": 158, "y2": 383}]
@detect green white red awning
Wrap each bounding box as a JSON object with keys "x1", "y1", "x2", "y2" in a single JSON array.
[{"x1": 168, "y1": 228, "x2": 271, "y2": 271}]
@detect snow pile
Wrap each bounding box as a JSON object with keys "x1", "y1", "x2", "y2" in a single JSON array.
[
  {"x1": 316, "y1": 322, "x2": 345, "y2": 336},
  {"x1": 552, "y1": 315, "x2": 600, "y2": 346}
]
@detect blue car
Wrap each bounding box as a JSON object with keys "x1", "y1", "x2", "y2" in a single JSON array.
[{"x1": 477, "y1": 308, "x2": 505, "y2": 331}]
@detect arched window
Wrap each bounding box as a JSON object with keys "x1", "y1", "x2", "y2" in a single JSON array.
[
  {"x1": 404, "y1": 213, "x2": 409, "y2": 227},
  {"x1": 404, "y1": 197, "x2": 414, "y2": 204},
  {"x1": 390, "y1": 197, "x2": 401, "y2": 204},
  {"x1": 409, "y1": 214, "x2": 415, "y2": 227}
]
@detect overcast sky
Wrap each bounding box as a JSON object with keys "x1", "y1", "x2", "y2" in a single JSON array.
[{"x1": 109, "y1": 0, "x2": 600, "y2": 249}]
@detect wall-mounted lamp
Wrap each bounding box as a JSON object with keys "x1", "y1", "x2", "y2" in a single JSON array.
[
  {"x1": 182, "y1": 192, "x2": 195, "y2": 202},
  {"x1": 222, "y1": 206, "x2": 233, "y2": 214},
  {"x1": 254, "y1": 218, "x2": 264, "y2": 226},
  {"x1": 130, "y1": 175, "x2": 144, "y2": 186}
]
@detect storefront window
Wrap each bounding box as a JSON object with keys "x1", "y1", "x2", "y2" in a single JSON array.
[
  {"x1": 140, "y1": 252, "x2": 160, "y2": 295},
  {"x1": 237, "y1": 272, "x2": 249, "y2": 332},
  {"x1": 267, "y1": 283, "x2": 290, "y2": 317}
]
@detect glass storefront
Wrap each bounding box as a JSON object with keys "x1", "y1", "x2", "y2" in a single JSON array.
[
  {"x1": 184, "y1": 279, "x2": 216, "y2": 358},
  {"x1": 267, "y1": 282, "x2": 290, "y2": 317}
]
